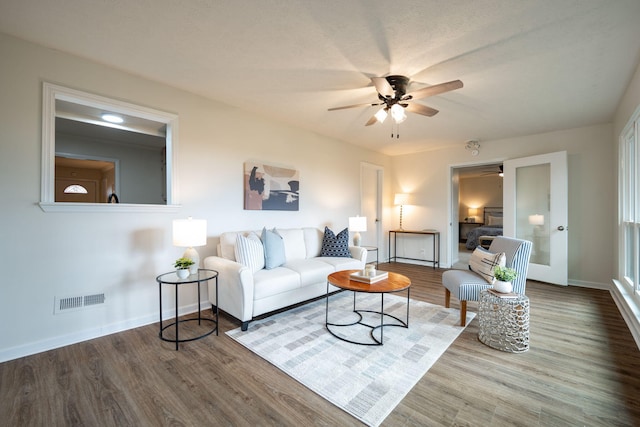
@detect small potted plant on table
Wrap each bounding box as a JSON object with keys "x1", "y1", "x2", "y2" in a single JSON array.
[
  {"x1": 493, "y1": 265, "x2": 517, "y2": 293},
  {"x1": 174, "y1": 257, "x2": 195, "y2": 279}
]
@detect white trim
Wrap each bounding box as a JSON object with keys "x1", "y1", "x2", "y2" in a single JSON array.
[
  {"x1": 0, "y1": 301, "x2": 205, "y2": 363},
  {"x1": 567, "y1": 279, "x2": 608, "y2": 290},
  {"x1": 611, "y1": 279, "x2": 640, "y2": 350},
  {"x1": 41, "y1": 82, "x2": 180, "y2": 209},
  {"x1": 39, "y1": 202, "x2": 181, "y2": 213}
]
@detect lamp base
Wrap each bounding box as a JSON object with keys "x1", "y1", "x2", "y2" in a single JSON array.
[
  {"x1": 183, "y1": 247, "x2": 200, "y2": 274},
  {"x1": 353, "y1": 232, "x2": 361, "y2": 247}
]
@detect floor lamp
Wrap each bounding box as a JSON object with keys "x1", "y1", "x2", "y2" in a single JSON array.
[{"x1": 394, "y1": 193, "x2": 409, "y2": 231}]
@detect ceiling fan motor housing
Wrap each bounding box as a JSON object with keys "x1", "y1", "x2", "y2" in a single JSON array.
[{"x1": 378, "y1": 75, "x2": 410, "y2": 104}]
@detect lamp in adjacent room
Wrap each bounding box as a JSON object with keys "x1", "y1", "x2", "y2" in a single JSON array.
[
  {"x1": 394, "y1": 193, "x2": 410, "y2": 231},
  {"x1": 468, "y1": 207, "x2": 478, "y2": 223},
  {"x1": 173, "y1": 217, "x2": 207, "y2": 274},
  {"x1": 529, "y1": 214, "x2": 545, "y2": 226},
  {"x1": 348, "y1": 216, "x2": 367, "y2": 246}
]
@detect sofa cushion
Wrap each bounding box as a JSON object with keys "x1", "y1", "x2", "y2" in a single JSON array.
[
  {"x1": 262, "y1": 227, "x2": 286, "y2": 269},
  {"x1": 276, "y1": 228, "x2": 306, "y2": 262},
  {"x1": 303, "y1": 227, "x2": 323, "y2": 258},
  {"x1": 219, "y1": 231, "x2": 240, "y2": 261},
  {"x1": 320, "y1": 226, "x2": 350, "y2": 257},
  {"x1": 318, "y1": 256, "x2": 363, "y2": 271},
  {"x1": 253, "y1": 267, "x2": 301, "y2": 299},
  {"x1": 469, "y1": 247, "x2": 506, "y2": 284},
  {"x1": 234, "y1": 233, "x2": 264, "y2": 273},
  {"x1": 284, "y1": 259, "x2": 334, "y2": 287}
]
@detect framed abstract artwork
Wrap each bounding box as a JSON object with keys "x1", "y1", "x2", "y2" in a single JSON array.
[{"x1": 244, "y1": 162, "x2": 299, "y2": 211}]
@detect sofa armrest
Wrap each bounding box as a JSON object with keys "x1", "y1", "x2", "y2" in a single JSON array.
[
  {"x1": 349, "y1": 246, "x2": 368, "y2": 264},
  {"x1": 204, "y1": 256, "x2": 254, "y2": 323}
]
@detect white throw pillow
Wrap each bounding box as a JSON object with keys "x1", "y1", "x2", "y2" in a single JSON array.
[
  {"x1": 234, "y1": 233, "x2": 265, "y2": 273},
  {"x1": 487, "y1": 215, "x2": 503, "y2": 226},
  {"x1": 469, "y1": 247, "x2": 506, "y2": 284}
]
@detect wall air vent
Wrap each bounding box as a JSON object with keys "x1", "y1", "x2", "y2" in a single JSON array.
[{"x1": 54, "y1": 293, "x2": 106, "y2": 314}]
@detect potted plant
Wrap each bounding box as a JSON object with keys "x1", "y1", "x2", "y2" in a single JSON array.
[
  {"x1": 493, "y1": 265, "x2": 517, "y2": 293},
  {"x1": 174, "y1": 257, "x2": 195, "y2": 279}
]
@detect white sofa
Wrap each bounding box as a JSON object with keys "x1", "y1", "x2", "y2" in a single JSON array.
[{"x1": 204, "y1": 227, "x2": 367, "y2": 330}]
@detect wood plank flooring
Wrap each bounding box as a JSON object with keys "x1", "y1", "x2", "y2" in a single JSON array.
[{"x1": 2, "y1": 263, "x2": 640, "y2": 426}]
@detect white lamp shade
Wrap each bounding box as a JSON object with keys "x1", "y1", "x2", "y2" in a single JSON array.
[
  {"x1": 529, "y1": 214, "x2": 545, "y2": 226},
  {"x1": 390, "y1": 104, "x2": 407, "y2": 124},
  {"x1": 173, "y1": 218, "x2": 207, "y2": 247},
  {"x1": 374, "y1": 108, "x2": 388, "y2": 123},
  {"x1": 349, "y1": 216, "x2": 367, "y2": 232},
  {"x1": 394, "y1": 193, "x2": 409, "y2": 206}
]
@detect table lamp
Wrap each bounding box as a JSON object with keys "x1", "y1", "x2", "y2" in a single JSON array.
[
  {"x1": 394, "y1": 193, "x2": 409, "y2": 231},
  {"x1": 173, "y1": 217, "x2": 207, "y2": 274},
  {"x1": 348, "y1": 216, "x2": 367, "y2": 246},
  {"x1": 468, "y1": 207, "x2": 478, "y2": 223}
]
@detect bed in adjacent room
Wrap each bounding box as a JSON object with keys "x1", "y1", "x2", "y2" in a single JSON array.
[{"x1": 465, "y1": 207, "x2": 503, "y2": 250}]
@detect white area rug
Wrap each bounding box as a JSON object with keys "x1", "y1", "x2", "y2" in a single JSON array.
[{"x1": 227, "y1": 292, "x2": 473, "y2": 427}]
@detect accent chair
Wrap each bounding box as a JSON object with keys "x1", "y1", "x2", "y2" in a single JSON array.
[{"x1": 443, "y1": 236, "x2": 532, "y2": 326}]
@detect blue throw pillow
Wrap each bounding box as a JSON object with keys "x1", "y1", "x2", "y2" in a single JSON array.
[
  {"x1": 320, "y1": 226, "x2": 351, "y2": 257},
  {"x1": 262, "y1": 227, "x2": 286, "y2": 269}
]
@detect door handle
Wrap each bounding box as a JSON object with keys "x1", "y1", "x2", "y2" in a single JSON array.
[{"x1": 557, "y1": 226, "x2": 566, "y2": 231}]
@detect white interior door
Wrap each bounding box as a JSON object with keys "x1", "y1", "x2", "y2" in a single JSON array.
[
  {"x1": 504, "y1": 151, "x2": 568, "y2": 285},
  {"x1": 360, "y1": 163, "x2": 383, "y2": 262}
]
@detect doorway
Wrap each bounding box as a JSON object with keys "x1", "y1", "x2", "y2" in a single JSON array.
[
  {"x1": 450, "y1": 162, "x2": 503, "y2": 269},
  {"x1": 360, "y1": 163, "x2": 383, "y2": 263}
]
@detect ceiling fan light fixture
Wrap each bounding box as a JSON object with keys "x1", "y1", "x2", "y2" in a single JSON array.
[
  {"x1": 390, "y1": 103, "x2": 406, "y2": 124},
  {"x1": 374, "y1": 108, "x2": 388, "y2": 123}
]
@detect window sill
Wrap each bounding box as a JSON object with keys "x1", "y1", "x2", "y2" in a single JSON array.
[
  {"x1": 611, "y1": 279, "x2": 640, "y2": 350},
  {"x1": 39, "y1": 202, "x2": 181, "y2": 213}
]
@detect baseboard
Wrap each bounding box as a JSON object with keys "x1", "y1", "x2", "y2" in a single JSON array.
[
  {"x1": 568, "y1": 279, "x2": 608, "y2": 290},
  {"x1": 0, "y1": 301, "x2": 206, "y2": 363},
  {"x1": 611, "y1": 279, "x2": 640, "y2": 350}
]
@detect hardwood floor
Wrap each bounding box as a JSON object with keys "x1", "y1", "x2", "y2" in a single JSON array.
[{"x1": 2, "y1": 263, "x2": 639, "y2": 426}]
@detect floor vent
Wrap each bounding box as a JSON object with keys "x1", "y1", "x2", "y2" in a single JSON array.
[{"x1": 55, "y1": 293, "x2": 106, "y2": 314}]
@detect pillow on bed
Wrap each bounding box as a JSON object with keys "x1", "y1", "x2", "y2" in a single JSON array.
[
  {"x1": 469, "y1": 247, "x2": 506, "y2": 284},
  {"x1": 487, "y1": 215, "x2": 503, "y2": 226}
]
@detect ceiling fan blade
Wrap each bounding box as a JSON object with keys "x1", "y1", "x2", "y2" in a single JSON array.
[
  {"x1": 405, "y1": 103, "x2": 439, "y2": 117},
  {"x1": 371, "y1": 77, "x2": 395, "y2": 98},
  {"x1": 365, "y1": 115, "x2": 378, "y2": 126},
  {"x1": 406, "y1": 79, "x2": 463, "y2": 100},
  {"x1": 328, "y1": 102, "x2": 377, "y2": 111}
]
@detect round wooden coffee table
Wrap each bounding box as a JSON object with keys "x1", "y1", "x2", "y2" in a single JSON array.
[{"x1": 325, "y1": 269, "x2": 411, "y2": 346}]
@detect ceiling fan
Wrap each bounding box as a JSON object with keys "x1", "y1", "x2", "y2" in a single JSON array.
[
  {"x1": 481, "y1": 164, "x2": 504, "y2": 177},
  {"x1": 328, "y1": 75, "x2": 463, "y2": 127}
]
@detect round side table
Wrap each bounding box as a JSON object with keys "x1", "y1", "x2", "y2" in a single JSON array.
[
  {"x1": 478, "y1": 289, "x2": 530, "y2": 353},
  {"x1": 156, "y1": 268, "x2": 219, "y2": 350}
]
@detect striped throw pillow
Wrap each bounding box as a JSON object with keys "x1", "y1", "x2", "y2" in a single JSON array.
[
  {"x1": 469, "y1": 247, "x2": 506, "y2": 284},
  {"x1": 234, "y1": 233, "x2": 265, "y2": 273}
]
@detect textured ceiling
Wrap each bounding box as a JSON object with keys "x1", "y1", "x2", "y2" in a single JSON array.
[{"x1": 2, "y1": 0, "x2": 640, "y2": 155}]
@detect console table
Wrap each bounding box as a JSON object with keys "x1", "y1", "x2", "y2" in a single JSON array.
[{"x1": 388, "y1": 229, "x2": 440, "y2": 269}]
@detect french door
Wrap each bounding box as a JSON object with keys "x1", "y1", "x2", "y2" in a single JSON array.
[{"x1": 504, "y1": 151, "x2": 568, "y2": 285}]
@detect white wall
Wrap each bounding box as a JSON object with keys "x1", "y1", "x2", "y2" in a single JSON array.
[
  {"x1": 0, "y1": 33, "x2": 391, "y2": 361},
  {"x1": 391, "y1": 123, "x2": 615, "y2": 287},
  {"x1": 458, "y1": 175, "x2": 503, "y2": 220}
]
